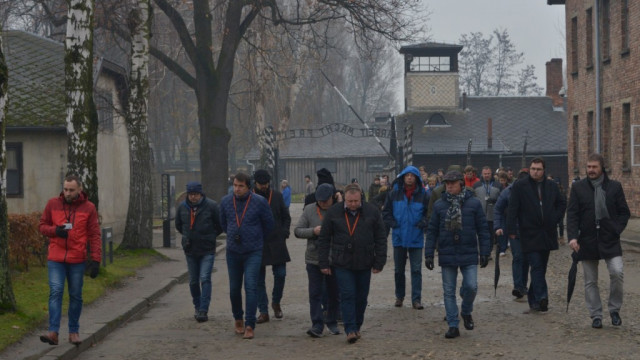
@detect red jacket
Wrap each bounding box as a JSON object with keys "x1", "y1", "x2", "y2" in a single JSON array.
[
  {"x1": 465, "y1": 175, "x2": 480, "y2": 188},
  {"x1": 39, "y1": 191, "x2": 101, "y2": 264}
]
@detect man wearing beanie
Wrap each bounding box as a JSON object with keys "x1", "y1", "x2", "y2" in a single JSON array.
[
  {"x1": 305, "y1": 168, "x2": 341, "y2": 206},
  {"x1": 175, "y1": 181, "x2": 222, "y2": 323},
  {"x1": 220, "y1": 173, "x2": 274, "y2": 339},
  {"x1": 252, "y1": 169, "x2": 292, "y2": 323}
]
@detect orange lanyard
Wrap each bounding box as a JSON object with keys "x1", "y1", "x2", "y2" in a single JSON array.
[
  {"x1": 190, "y1": 207, "x2": 196, "y2": 229},
  {"x1": 233, "y1": 194, "x2": 252, "y2": 228},
  {"x1": 253, "y1": 189, "x2": 272, "y2": 205},
  {"x1": 344, "y1": 211, "x2": 360, "y2": 237},
  {"x1": 316, "y1": 206, "x2": 324, "y2": 220}
]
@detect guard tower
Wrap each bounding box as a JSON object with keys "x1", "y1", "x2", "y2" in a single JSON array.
[{"x1": 399, "y1": 43, "x2": 463, "y2": 112}]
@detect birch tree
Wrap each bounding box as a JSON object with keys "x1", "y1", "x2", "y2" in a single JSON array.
[
  {"x1": 151, "y1": 0, "x2": 423, "y2": 200},
  {"x1": 120, "y1": 0, "x2": 153, "y2": 249},
  {"x1": 65, "y1": 0, "x2": 98, "y2": 206},
  {"x1": 0, "y1": 31, "x2": 16, "y2": 313}
]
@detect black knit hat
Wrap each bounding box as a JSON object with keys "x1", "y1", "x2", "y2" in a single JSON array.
[
  {"x1": 316, "y1": 168, "x2": 334, "y2": 186},
  {"x1": 253, "y1": 169, "x2": 271, "y2": 184}
]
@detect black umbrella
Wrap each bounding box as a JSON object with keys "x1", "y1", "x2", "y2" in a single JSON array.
[
  {"x1": 566, "y1": 251, "x2": 579, "y2": 313},
  {"x1": 494, "y1": 240, "x2": 500, "y2": 296}
]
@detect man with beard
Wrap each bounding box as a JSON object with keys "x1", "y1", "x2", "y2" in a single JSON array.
[{"x1": 567, "y1": 153, "x2": 630, "y2": 328}]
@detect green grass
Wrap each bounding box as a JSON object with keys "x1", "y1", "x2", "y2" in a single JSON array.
[
  {"x1": 291, "y1": 193, "x2": 305, "y2": 203},
  {"x1": 0, "y1": 249, "x2": 167, "y2": 351}
]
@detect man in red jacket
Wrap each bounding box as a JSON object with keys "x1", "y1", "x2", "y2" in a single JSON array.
[{"x1": 38, "y1": 174, "x2": 101, "y2": 346}]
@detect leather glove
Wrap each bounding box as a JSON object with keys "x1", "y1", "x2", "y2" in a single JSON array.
[
  {"x1": 88, "y1": 261, "x2": 100, "y2": 278},
  {"x1": 480, "y1": 255, "x2": 489, "y2": 268},
  {"x1": 416, "y1": 219, "x2": 428, "y2": 230},
  {"x1": 55, "y1": 225, "x2": 68, "y2": 239},
  {"x1": 425, "y1": 257, "x2": 434, "y2": 270}
]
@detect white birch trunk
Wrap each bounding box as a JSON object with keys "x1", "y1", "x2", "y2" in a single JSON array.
[{"x1": 120, "y1": 0, "x2": 153, "y2": 249}]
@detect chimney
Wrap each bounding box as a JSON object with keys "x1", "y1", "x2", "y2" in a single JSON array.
[
  {"x1": 487, "y1": 118, "x2": 493, "y2": 149},
  {"x1": 546, "y1": 58, "x2": 563, "y2": 107}
]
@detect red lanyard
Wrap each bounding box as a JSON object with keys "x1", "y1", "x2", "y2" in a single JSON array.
[
  {"x1": 190, "y1": 207, "x2": 196, "y2": 229},
  {"x1": 316, "y1": 206, "x2": 323, "y2": 220},
  {"x1": 233, "y1": 194, "x2": 252, "y2": 228},
  {"x1": 344, "y1": 211, "x2": 360, "y2": 237},
  {"x1": 253, "y1": 189, "x2": 272, "y2": 205}
]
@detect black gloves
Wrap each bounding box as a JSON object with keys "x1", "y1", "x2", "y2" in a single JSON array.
[
  {"x1": 416, "y1": 219, "x2": 428, "y2": 230},
  {"x1": 55, "y1": 225, "x2": 68, "y2": 238},
  {"x1": 425, "y1": 257, "x2": 434, "y2": 270},
  {"x1": 480, "y1": 255, "x2": 489, "y2": 268},
  {"x1": 88, "y1": 261, "x2": 100, "y2": 278}
]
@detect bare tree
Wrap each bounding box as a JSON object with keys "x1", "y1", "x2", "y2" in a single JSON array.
[
  {"x1": 150, "y1": 0, "x2": 423, "y2": 200},
  {"x1": 65, "y1": 0, "x2": 99, "y2": 206},
  {"x1": 459, "y1": 32, "x2": 493, "y2": 96},
  {"x1": 491, "y1": 28, "x2": 523, "y2": 96},
  {"x1": 120, "y1": 0, "x2": 153, "y2": 249},
  {"x1": 0, "y1": 30, "x2": 16, "y2": 313},
  {"x1": 516, "y1": 64, "x2": 543, "y2": 96}
]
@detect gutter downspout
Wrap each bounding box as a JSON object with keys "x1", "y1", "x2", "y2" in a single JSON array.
[{"x1": 595, "y1": 0, "x2": 602, "y2": 153}]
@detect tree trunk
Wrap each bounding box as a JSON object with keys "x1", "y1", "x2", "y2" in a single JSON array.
[
  {"x1": 0, "y1": 32, "x2": 16, "y2": 313},
  {"x1": 120, "y1": 0, "x2": 153, "y2": 249},
  {"x1": 65, "y1": 0, "x2": 99, "y2": 207}
]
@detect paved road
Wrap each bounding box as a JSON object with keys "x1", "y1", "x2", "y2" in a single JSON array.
[{"x1": 73, "y1": 203, "x2": 640, "y2": 360}]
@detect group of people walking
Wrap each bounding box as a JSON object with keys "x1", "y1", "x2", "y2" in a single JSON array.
[{"x1": 36, "y1": 152, "x2": 630, "y2": 346}]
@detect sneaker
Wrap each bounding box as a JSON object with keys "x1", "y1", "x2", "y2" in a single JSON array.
[
  {"x1": 444, "y1": 327, "x2": 460, "y2": 339},
  {"x1": 196, "y1": 311, "x2": 208, "y2": 323},
  {"x1": 512, "y1": 289, "x2": 525, "y2": 299},
  {"x1": 306, "y1": 327, "x2": 323, "y2": 338},
  {"x1": 610, "y1": 311, "x2": 622, "y2": 326},
  {"x1": 412, "y1": 302, "x2": 424, "y2": 310},
  {"x1": 327, "y1": 323, "x2": 341, "y2": 335},
  {"x1": 592, "y1": 318, "x2": 603, "y2": 328},
  {"x1": 257, "y1": 313, "x2": 270, "y2": 324},
  {"x1": 499, "y1": 252, "x2": 506, "y2": 257}
]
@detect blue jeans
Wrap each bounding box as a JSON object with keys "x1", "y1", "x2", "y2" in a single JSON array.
[
  {"x1": 47, "y1": 261, "x2": 85, "y2": 333},
  {"x1": 307, "y1": 264, "x2": 339, "y2": 330},
  {"x1": 393, "y1": 246, "x2": 422, "y2": 303},
  {"x1": 525, "y1": 250, "x2": 550, "y2": 307},
  {"x1": 257, "y1": 264, "x2": 286, "y2": 314},
  {"x1": 226, "y1": 249, "x2": 262, "y2": 329},
  {"x1": 441, "y1": 265, "x2": 478, "y2": 328},
  {"x1": 334, "y1": 267, "x2": 371, "y2": 334},
  {"x1": 186, "y1": 253, "x2": 215, "y2": 312},
  {"x1": 509, "y1": 237, "x2": 529, "y2": 293}
]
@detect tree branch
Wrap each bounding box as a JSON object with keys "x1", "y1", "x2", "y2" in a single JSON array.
[
  {"x1": 149, "y1": 45, "x2": 196, "y2": 89},
  {"x1": 152, "y1": 0, "x2": 198, "y2": 67}
]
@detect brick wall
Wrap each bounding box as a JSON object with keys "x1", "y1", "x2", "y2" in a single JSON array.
[{"x1": 564, "y1": 0, "x2": 640, "y2": 215}]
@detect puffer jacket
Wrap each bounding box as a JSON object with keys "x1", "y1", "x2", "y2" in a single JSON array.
[
  {"x1": 317, "y1": 202, "x2": 387, "y2": 271},
  {"x1": 175, "y1": 196, "x2": 222, "y2": 256},
  {"x1": 382, "y1": 166, "x2": 429, "y2": 248},
  {"x1": 566, "y1": 175, "x2": 630, "y2": 260},
  {"x1": 220, "y1": 192, "x2": 274, "y2": 254},
  {"x1": 294, "y1": 202, "x2": 329, "y2": 265},
  {"x1": 425, "y1": 189, "x2": 490, "y2": 267},
  {"x1": 39, "y1": 191, "x2": 101, "y2": 264}
]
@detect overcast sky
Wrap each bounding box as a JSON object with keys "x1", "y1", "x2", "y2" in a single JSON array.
[{"x1": 423, "y1": 0, "x2": 566, "y2": 90}]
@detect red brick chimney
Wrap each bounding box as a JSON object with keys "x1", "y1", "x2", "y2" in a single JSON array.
[{"x1": 546, "y1": 58, "x2": 563, "y2": 107}]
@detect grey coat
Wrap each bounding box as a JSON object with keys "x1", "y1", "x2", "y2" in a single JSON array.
[
  {"x1": 473, "y1": 180, "x2": 502, "y2": 222},
  {"x1": 294, "y1": 202, "x2": 329, "y2": 265}
]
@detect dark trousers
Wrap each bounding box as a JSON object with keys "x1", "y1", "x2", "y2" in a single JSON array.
[{"x1": 307, "y1": 264, "x2": 339, "y2": 330}]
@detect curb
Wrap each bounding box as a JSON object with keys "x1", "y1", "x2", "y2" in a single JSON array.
[{"x1": 37, "y1": 242, "x2": 226, "y2": 360}]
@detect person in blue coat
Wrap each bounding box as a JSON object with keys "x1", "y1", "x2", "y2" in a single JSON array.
[
  {"x1": 425, "y1": 171, "x2": 490, "y2": 339},
  {"x1": 383, "y1": 165, "x2": 430, "y2": 309}
]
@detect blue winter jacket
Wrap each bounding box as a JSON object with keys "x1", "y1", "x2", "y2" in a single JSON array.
[
  {"x1": 493, "y1": 184, "x2": 514, "y2": 233},
  {"x1": 425, "y1": 189, "x2": 491, "y2": 267},
  {"x1": 220, "y1": 192, "x2": 274, "y2": 254},
  {"x1": 382, "y1": 166, "x2": 430, "y2": 248}
]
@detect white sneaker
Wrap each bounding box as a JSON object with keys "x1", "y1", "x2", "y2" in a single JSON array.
[{"x1": 499, "y1": 252, "x2": 506, "y2": 257}]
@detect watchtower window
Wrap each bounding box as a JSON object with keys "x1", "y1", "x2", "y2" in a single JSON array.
[{"x1": 409, "y1": 56, "x2": 451, "y2": 72}]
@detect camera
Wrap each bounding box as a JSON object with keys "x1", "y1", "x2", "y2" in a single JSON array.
[{"x1": 234, "y1": 234, "x2": 241, "y2": 244}]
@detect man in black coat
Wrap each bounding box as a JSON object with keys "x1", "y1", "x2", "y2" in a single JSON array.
[
  {"x1": 318, "y1": 183, "x2": 387, "y2": 344},
  {"x1": 507, "y1": 157, "x2": 566, "y2": 312},
  {"x1": 567, "y1": 153, "x2": 630, "y2": 328},
  {"x1": 252, "y1": 169, "x2": 292, "y2": 323},
  {"x1": 175, "y1": 181, "x2": 223, "y2": 323}
]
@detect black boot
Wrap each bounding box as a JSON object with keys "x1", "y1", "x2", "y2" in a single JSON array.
[
  {"x1": 445, "y1": 327, "x2": 460, "y2": 338},
  {"x1": 462, "y1": 314, "x2": 474, "y2": 330}
]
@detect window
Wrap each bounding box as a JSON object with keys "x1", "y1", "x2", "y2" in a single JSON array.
[
  {"x1": 601, "y1": 0, "x2": 610, "y2": 60},
  {"x1": 622, "y1": 103, "x2": 631, "y2": 169},
  {"x1": 366, "y1": 159, "x2": 388, "y2": 172},
  {"x1": 572, "y1": 115, "x2": 579, "y2": 171},
  {"x1": 571, "y1": 16, "x2": 578, "y2": 74},
  {"x1": 315, "y1": 160, "x2": 337, "y2": 174},
  {"x1": 95, "y1": 89, "x2": 114, "y2": 132},
  {"x1": 586, "y1": 8, "x2": 593, "y2": 68},
  {"x1": 633, "y1": 125, "x2": 640, "y2": 166},
  {"x1": 409, "y1": 56, "x2": 451, "y2": 72},
  {"x1": 587, "y1": 111, "x2": 594, "y2": 155},
  {"x1": 602, "y1": 107, "x2": 611, "y2": 165},
  {"x1": 6, "y1": 143, "x2": 22, "y2": 197},
  {"x1": 621, "y1": 0, "x2": 629, "y2": 52}
]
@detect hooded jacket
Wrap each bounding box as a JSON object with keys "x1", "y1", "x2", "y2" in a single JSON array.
[
  {"x1": 566, "y1": 174, "x2": 630, "y2": 260},
  {"x1": 39, "y1": 191, "x2": 101, "y2": 264},
  {"x1": 176, "y1": 195, "x2": 222, "y2": 256},
  {"x1": 382, "y1": 166, "x2": 429, "y2": 248},
  {"x1": 425, "y1": 189, "x2": 490, "y2": 267}
]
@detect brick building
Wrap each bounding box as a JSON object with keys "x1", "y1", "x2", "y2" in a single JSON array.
[{"x1": 549, "y1": 0, "x2": 640, "y2": 215}]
